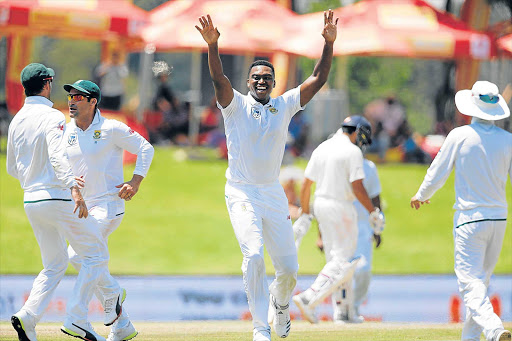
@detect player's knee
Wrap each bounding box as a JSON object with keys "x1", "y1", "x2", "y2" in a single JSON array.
[
  {"x1": 43, "y1": 259, "x2": 68, "y2": 278},
  {"x1": 242, "y1": 253, "x2": 265, "y2": 273}
]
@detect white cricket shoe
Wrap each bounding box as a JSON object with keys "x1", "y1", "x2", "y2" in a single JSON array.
[
  {"x1": 61, "y1": 321, "x2": 106, "y2": 341},
  {"x1": 495, "y1": 329, "x2": 511, "y2": 341},
  {"x1": 104, "y1": 288, "x2": 127, "y2": 326},
  {"x1": 253, "y1": 328, "x2": 271, "y2": 341},
  {"x1": 333, "y1": 312, "x2": 364, "y2": 324},
  {"x1": 270, "y1": 294, "x2": 291, "y2": 338},
  {"x1": 292, "y1": 293, "x2": 318, "y2": 324},
  {"x1": 11, "y1": 310, "x2": 37, "y2": 341},
  {"x1": 107, "y1": 321, "x2": 138, "y2": 341}
]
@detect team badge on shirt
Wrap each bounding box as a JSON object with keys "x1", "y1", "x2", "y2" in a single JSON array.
[
  {"x1": 68, "y1": 132, "x2": 78, "y2": 146},
  {"x1": 269, "y1": 107, "x2": 278, "y2": 115},
  {"x1": 251, "y1": 107, "x2": 261, "y2": 119},
  {"x1": 93, "y1": 130, "x2": 101, "y2": 139}
]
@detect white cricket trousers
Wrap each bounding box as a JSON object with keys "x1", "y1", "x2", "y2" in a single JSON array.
[
  {"x1": 312, "y1": 198, "x2": 358, "y2": 311},
  {"x1": 67, "y1": 199, "x2": 128, "y2": 323},
  {"x1": 225, "y1": 181, "x2": 298, "y2": 332},
  {"x1": 22, "y1": 199, "x2": 115, "y2": 324},
  {"x1": 453, "y1": 213, "x2": 507, "y2": 341}
]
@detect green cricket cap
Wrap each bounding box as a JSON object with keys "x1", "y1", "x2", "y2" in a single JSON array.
[
  {"x1": 20, "y1": 63, "x2": 55, "y2": 88},
  {"x1": 63, "y1": 80, "x2": 101, "y2": 104}
]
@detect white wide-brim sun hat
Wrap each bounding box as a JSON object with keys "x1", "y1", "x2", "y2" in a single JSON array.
[{"x1": 455, "y1": 81, "x2": 510, "y2": 121}]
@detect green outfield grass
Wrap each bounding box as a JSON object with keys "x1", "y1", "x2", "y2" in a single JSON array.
[
  {"x1": 2, "y1": 321, "x2": 511, "y2": 341},
  {"x1": 0, "y1": 147, "x2": 511, "y2": 275}
]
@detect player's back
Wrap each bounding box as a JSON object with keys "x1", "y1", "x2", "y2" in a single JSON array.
[
  {"x1": 452, "y1": 122, "x2": 512, "y2": 211},
  {"x1": 7, "y1": 99, "x2": 69, "y2": 194}
]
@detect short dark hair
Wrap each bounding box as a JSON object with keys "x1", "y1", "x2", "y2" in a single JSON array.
[
  {"x1": 248, "y1": 60, "x2": 275, "y2": 77},
  {"x1": 24, "y1": 79, "x2": 48, "y2": 97},
  {"x1": 342, "y1": 126, "x2": 356, "y2": 135}
]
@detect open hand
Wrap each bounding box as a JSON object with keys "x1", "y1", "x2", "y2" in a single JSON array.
[
  {"x1": 321, "y1": 9, "x2": 338, "y2": 44},
  {"x1": 410, "y1": 195, "x2": 430, "y2": 210},
  {"x1": 195, "y1": 14, "x2": 220, "y2": 45}
]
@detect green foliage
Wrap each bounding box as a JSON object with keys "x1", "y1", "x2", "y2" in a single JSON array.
[{"x1": 1, "y1": 147, "x2": 510, "y2": 276}]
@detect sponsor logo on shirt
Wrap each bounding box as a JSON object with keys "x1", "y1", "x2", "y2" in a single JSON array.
[
  {"x1": 68, "y1": 132, "x2": 78, "y2": 146},
  {"x1": 269, "y1": 107, "x2": 278, "y2": 115},
  {"x1": 251, "y1": 107, "x2": 261, "y2": 119},
  {"x1": 93, "y1": 130, "x2": 101, "y2": 139}
]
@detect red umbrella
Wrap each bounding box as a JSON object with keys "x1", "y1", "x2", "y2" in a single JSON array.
[
  {"x1": 142, "y1": 0, "x2": 299, "y2": 54},
  {"x1": 0, "y1": 0, "x2": 148, "y2": 40},
  {"x1": 281, "y1": 0, "x2": 496, "y2": 60}
]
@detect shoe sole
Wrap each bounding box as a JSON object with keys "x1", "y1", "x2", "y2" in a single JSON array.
[
  {"x1": 292, "y1": 296, "x2": 317, "y2": 324},
  {"x1": 121, "y1": 330, "x2": 138, "y2": 341},
  {"x1": 499, "y1": 331, "x2": 511, "y2": 341},
  {"x1": 11, "y1": 316, "x2": 31, "y2": 341},
  {"x1": 105, "y1": 289, "x2": 127, "y2": 326},
  {"x1": 61, "y1": 324, "x2": 101, "y2": 341}
]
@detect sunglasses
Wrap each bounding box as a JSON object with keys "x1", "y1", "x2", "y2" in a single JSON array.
[
  {"x1": 67, "y1": 94, "x2": 91, "y2": 102},
  {"x1": 479, "y1": 94, "x2": 499, "y2": 104},
  {"x1": 43, "y1": 77, "x2": 53, "y2": 83}
]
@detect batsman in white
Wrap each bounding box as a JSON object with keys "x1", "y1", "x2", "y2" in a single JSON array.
[
  {"x1": 62, "y1": 80, "x2": 154, "y2": 341},
  {"x1": 8, "y1": 63, "x2": 112, "y2": 341},
  {"x1": 292, "y1": 116, "x2": 384, "y2": 324},
  {"x1": 196, "y1": 11, "x2": 338, "y2": 341},
  {"x1": 410, "y1": 81, "x2": 511, "y2": 341}
]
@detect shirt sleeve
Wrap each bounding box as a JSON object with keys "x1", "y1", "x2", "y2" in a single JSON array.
[
  {"x1": 415, "y1": 129, "x2": 459, "y2": 201},
  {"x1": 280, "y1": 86, "x2": 305, "y2": 119},
  {"x1": 45, "y1": 111, "x2": 77, "y2": 189},
  {"x1": 304, "y1": 149, "x2": 320, "y2": 182},
  {"x1": 217, "y1": 89, "x2": 243, "y2": 119},
  {"x1": 349, "y1": 148, "x2": 365, "y2": 183},
  {"x1": 6, "y1": 124, "x2": 18, "y2": 179},
  {"x1": 364, "y1": 161, "x2": 382, "y2": 198},
  {"x1": 112, "y1": 121, "x2": 154, "y2": 178}
]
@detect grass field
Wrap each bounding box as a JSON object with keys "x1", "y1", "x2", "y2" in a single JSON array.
[
  {"x1": 0, "y1": 146, "x2": 511, "y2": 275},
  {"x1": 2, "y1": 321, "x2": 511, "y2": 341}
]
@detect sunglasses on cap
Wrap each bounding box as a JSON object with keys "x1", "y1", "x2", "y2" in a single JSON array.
[
  {"x1": 479, "y1": 94, "x2": 499, "y2": 104},
  {"x1": 43, "y1": 77, "x2": 53, "y2": 83},
  {"x1": 67, "y1": 94, "x2": 91, "y2": 101}
]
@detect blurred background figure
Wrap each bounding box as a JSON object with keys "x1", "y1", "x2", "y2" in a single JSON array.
[
  {"x1": 151, "y1": 61, "x2": 189, "y2": 145},
  {"x1": 287, "y1": 112, "x2": 310, "y2": 157},
  {"x1": 94, "y1": 50, "x2": 128, "y2": 111},
  {"x1": 198, "y1": 97, "x2": 224, "y2": 148},
  {"x1": 364, "y1": 95, "x2": 406, "y2": 162},
  {"x1": 279, "y1": 151, "x2": 304, "y2": 221}
]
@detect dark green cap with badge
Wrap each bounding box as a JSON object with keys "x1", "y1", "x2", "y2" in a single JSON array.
[
  {"x1": 63, "y1": 80, "x2": 101, "y2": 104},
  {"x1": 20, "y1": 63, "x2": 55, "y2": 89}
]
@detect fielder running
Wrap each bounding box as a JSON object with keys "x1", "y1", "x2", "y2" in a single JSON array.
[
  {"x1": 196, "y1": 11, "x2": 338, "y2": 341},
  {"x1": 63, "y1": 80, "x2": 154, "y2": 341},
  {"x1": 410, "y1": 81, "x2": 511, "y2": 341},
  {"x1": 292, "y1": 116, "x2": 384, "y2": 324},
  {"x1": 7, "y1": 63, "x2": 115, "y2": 341}
]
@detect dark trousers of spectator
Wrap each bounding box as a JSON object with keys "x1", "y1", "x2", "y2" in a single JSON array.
[{"x1": 99, "y1": 96, "x2": 122, "y2": 111}]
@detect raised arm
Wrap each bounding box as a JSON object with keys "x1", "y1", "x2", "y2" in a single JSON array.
[
  {"x1": 196, "y1": 15, "x2": 233, "y2": 108},
  {"x1": 299, "y1": 9, "x2": 338, "y2": 107}
]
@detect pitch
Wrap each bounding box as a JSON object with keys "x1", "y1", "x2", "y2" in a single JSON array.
[{"x1": 2, "y1": 320, "x2": 510, "y2": 341}]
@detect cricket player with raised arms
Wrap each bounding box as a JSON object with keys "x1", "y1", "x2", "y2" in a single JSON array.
[
  {"x1": 196, "y1": 10, "x2": 338, "y2": 341},
  {"x1": 411, "y1": 81, "x2": 511, "y2": 341}
]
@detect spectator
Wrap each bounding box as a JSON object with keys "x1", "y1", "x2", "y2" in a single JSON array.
[
  {"x1": 364, "y1": 95, "x2": 406, "y2": 162},
  {"x1": 198, "y1": 97, "x2": 223, "y2": 146},
  {"x1": 288, "y1": 111, "x2": 309, "y2": 156},
  {"x1": 94, "y1": 50, "x2": 128, "y2": 111}
]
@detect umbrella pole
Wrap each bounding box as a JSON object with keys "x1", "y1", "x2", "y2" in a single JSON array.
[
  {"x1": 137, "y1": 44, "x2": 155, "y2": 123},
  {"x1": 188, "y1": 49, "x2": 202, "y2": 145}
]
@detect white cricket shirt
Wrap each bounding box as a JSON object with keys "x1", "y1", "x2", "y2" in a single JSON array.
[
  {"x1": 415, "y1": 119, "x2": 512, "y2": 218},
  {"x1": 354, "y1": 159, "x2": 381, "y2": 219},
  {"x1": 219, "y1": 87, "x2": 304, "y2": 185},
  {"x1": 305, "y1": 130, "x2": 365, "y2": 202},
  {"x1": 64, "y1": 110, "x2": 154, "y2": 203},
  {"x1": 7, "y1": 96, "x2": 77, "y2": 201}
]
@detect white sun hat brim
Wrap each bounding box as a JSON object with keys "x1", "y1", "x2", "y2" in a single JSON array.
[{"x1": 455, "y1": 90, "x2": 510, "y2": 121}]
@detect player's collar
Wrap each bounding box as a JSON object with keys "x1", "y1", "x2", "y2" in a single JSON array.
[{"x1": 246, "y1": 92, "x2": 273, "y2": 107}]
